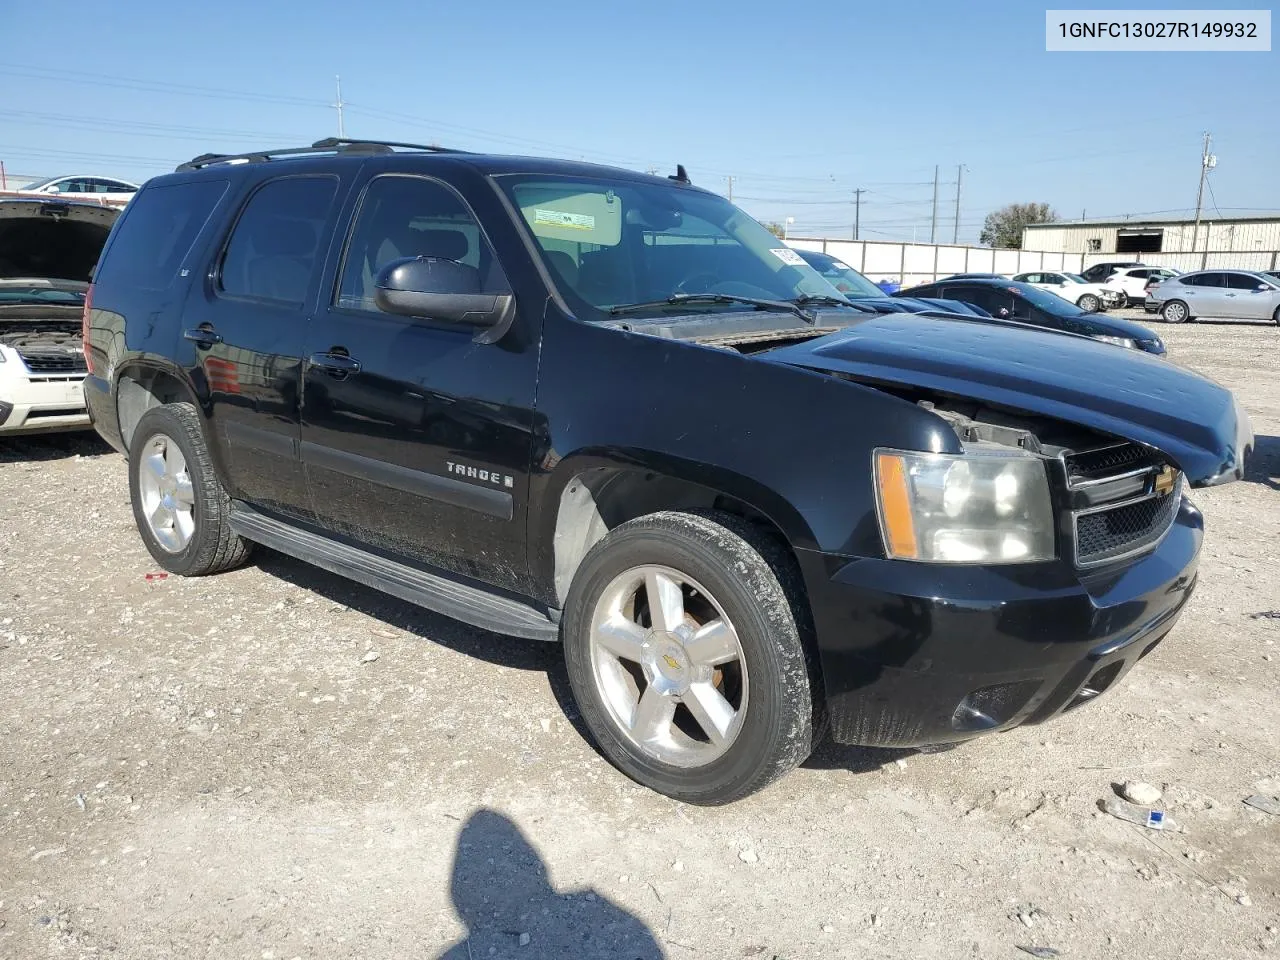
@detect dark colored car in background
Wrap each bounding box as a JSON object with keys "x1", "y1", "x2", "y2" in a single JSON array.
[
  {"x1": 794, "y1": 249, "x2": 991, "y2": 317},
  {"x1": 84, "y1": 138, "x2": 1249, "y2": 805},
  {"x1": 899, "y1": 277, "x2": 1167, "y2": 354},
  {"x1": 1081, "y1": 261, "x2": 1144, "y2": 283}
]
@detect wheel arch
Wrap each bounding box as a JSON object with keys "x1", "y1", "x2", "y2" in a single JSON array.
[
  {"x1": 537, "y1": 453, "x2": 816, "y2": 609},
  {"x1": 114, "y1": 361, "x2": 200, "y2": 451}
]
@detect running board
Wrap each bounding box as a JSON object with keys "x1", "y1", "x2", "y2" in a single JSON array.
[{"x1": 228, "y1": 503, "x2": 560, "y2": 641}]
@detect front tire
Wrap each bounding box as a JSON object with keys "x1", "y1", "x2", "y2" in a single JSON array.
[
  {"x1": 1077, "y1": 294, "x2": 1101, "y2": 312},
  {"x1": 128, "y1": 402, "x2": 252, "y2": 576},
  {"x1": 562, "y1": 511, "x2": 819, "y2": 805},
  {"x1": 1161, "y1": 300, "x2": 1190, "y2": 324}
]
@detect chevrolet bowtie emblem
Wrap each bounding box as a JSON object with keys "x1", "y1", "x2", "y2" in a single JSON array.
[
  {"x1": 662, "y1": 654, "x2": 681, "y2": 670},
  {"x1": 1155, "y1": 465, "x2": 1177, "y2": 495}
]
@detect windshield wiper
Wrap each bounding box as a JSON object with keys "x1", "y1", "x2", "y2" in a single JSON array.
[
  {"x1": 609, "y1": 293, "x2": 814, "y2": 323},
  {"x1": 792, "y1": 294, "x2": 876, "y2": 313}
]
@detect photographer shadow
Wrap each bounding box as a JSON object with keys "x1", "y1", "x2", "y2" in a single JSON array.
[{"x1": 437, "y1": 809, "x2": 663, "y2": 960}]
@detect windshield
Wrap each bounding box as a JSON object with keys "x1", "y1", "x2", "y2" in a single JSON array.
[
  {"x1": 1066, "y1": 274, "x2": 1089, "y2": 283},
  {"x1": 0, "y1": 285, "x2": 86, "y2": 305},
  {"x1": 1010, "y1": 282, "x2": 1087, "y2": 317},
  {"x1": 499, "y1": 175, "x2": 841, "y2": 319},
  {"x1": 794, "y1": 251, "x2": 885, "y2": 298},
  {"x1": 17, "y1": 177, "x2": 60, "y2": 192}
]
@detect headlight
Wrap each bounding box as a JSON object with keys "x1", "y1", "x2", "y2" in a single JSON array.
[
  {"x1": 874, "y1": 449, "x2": 1056, "y2": 563},
  {"x1": 1093, "y1": 335, "x2": 1135, "y2": 349}
]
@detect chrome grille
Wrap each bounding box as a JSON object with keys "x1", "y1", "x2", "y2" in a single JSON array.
[
  {"x1": 1074, "y1": 484, "x2": 1181, "y2": 566},
  {"x1": 1065, "y1": 442, "x2": 1159, "y2": 485},
  {"x1": 1064, "y1": 442, "x2": 1182, "y2": 568},
  {"x1": 19, "y1": 349, "x2": 87, "y2": 374}
]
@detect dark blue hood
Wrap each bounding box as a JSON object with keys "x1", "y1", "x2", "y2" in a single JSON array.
[
  {"x1": 765, "y1": 311, "x2": 1252, "y2": 486},
  {"x1": 851, "y1": 296, "x2": 988, "y2": 317}
]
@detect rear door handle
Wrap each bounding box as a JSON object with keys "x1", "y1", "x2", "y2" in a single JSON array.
[
  {"x1": 309, "y1": 352, "x2": 362, "y2": 377},
  {"x1": 183, "y1": 326, "x2": 223, "y2": 347}
]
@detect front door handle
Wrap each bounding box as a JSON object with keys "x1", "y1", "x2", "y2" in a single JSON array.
[
  {"x1": 183, "y1": 325, "x2": 223, "y2": 347},
  {"x1": 309, "y1": 352, "x2": 362, "y2": 378}
]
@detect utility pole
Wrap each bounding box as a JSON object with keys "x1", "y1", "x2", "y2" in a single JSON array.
[
  {"x1": 852, "y1": 187, "x2": 865, "y2": 239},
  {"x1": 930, "y1": 165, "x2": 939, "y2": 243},
  {"x1": 725, "y1": 175, "x2": 734, "y2": 202},
  {"x1": 952, "y1": 164, "x2": 963, "y2": 244},
  {"x1": 1191, "y1": 131, "x2": 1213, "y2": 255},
  {"x1": 332, "y1": 75, "x2": 346, "y2": 138}
]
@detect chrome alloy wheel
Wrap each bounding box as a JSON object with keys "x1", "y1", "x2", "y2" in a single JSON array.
[
  {"x1": 136, "y1": 433, "x2": 196, "y2": 553},
  {"x1": 588, "y1": 565, "x2": 749, "y2": 768}
]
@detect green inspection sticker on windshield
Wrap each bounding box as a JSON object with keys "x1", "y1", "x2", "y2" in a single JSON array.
[{"x1": 534, "y1": 208, "x2": 595, "y2": 230}]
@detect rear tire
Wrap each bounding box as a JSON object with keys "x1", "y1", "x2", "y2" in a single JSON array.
[
  {"x1": 128, "y1": 402, "x2": 252, "y2": 576},
  {"x1": 1161, "y1": 300, "x2": 1190, "y2": 324},
  {"x1": 562, "y1": 511, "x2": 819, "y2": 805}
]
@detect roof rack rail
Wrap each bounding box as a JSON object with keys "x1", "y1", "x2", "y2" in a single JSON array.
[{"x1": 176, "y1": 137, "x2": 468, "y2": 172}]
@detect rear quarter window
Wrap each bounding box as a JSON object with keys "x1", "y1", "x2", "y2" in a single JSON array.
[{"x1": 96, "y1": 179, "x2": 229, "y2": 291}]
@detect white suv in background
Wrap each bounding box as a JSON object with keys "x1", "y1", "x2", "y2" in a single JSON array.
[
  {"x1": 1011, "y1": 271, "x2": 1124, "y2": 312},
  {"x1": 14, "y1": 175, "x2": 139, "y2": 203},
  {"x1": 0, "y1": 198, "x2": 118, "y2": 435},
  {"x1": 1106, "y1": 266, "x2": 1182, "y2": 306}
]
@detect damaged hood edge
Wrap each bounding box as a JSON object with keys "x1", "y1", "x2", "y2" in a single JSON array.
[{"x1": 763, "y1": 320, "x2": 1253, "y2": 487}]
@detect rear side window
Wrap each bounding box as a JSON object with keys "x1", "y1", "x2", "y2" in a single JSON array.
[
  {"x1": 219, "y1": 176, "x2": 338, "y2": 306},
  {"x1": 1191, "y1": 272, "x2": 1225, "y2": 287},
  {"x1": 96, "y1": 179, "x2": 228, "y2": 291},
  {"x1": 1225, "y1": 272, "x2": 1261, "y2": 290}
]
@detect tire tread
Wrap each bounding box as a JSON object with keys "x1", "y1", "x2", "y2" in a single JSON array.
[{"x1": 129, "y1": 402, "x2": 251, "y2": 576}]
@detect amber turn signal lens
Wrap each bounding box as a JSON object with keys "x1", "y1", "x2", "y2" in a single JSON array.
[{"x1": 876, "y1": 453, "x2": 919, "y2": 560}]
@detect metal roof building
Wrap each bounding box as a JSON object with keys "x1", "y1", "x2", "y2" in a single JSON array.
[{"x1": 1022, "y1": 212, "x2": 1280, "y2": 273}]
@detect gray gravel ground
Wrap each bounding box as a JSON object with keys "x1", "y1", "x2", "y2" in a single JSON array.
[{"x1": 2, "y1": 316, "x2": 1278, "y2": 960}]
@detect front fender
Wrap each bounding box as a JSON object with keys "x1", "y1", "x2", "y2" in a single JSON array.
[{"x1": 526, "y1": 312, "x2": 960, "y2": 598}]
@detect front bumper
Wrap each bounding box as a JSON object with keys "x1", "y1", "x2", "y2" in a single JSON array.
[
  {"x1": 0, "y1": 369, "x2": 90, "y2": 435},
  {"x1": 799, "y1": 497, "x2": 1202, "y2": 748}
]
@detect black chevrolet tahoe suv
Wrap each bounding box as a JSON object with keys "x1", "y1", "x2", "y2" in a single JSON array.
[{"x1": 84, "y1": 138, "x2": 1253, "y2": 804}]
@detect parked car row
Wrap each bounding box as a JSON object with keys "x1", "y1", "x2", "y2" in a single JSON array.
[
  {"x1": 792, "y1": 254, "x2": 1165, "y2": 352},
  {"x1": 919, "y1": 260, "x2": 1278, "y2": 324}
]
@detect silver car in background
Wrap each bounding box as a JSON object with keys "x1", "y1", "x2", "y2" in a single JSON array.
[{"x1": 1147, "y1": 269, "x2": 1280, "y2": 324}]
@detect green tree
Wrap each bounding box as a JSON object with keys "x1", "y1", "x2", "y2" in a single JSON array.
[{"x1": 979, "y1": 202, "x2": 1058, "y2": 249}]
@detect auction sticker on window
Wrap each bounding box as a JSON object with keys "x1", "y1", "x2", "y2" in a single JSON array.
[
  {"x1": 769, "y1": 248, "x2": 808, "y2": 267},
  {"x1": 534, "y1": 208, "x2": 596, "y2": 231}
]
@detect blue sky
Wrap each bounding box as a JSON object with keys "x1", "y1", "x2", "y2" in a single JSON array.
[{"x1": 1, "y1": 0, "x2": 1274, "y2": 242}]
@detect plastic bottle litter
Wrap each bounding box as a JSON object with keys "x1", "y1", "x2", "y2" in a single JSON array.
[{"x1": 1099, "y1": 795, "x2": 1178, "y2": 830}]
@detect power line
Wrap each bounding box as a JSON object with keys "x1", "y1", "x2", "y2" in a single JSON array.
[
  {"x1": 0, "y1": 109, "x2": 310, "y2": 144},
  {"x1": 0, "y1": 63, "x2": 328, "y2": 107}
]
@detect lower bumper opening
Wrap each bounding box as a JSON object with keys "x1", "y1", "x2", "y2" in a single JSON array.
[
  {"x1": 1064, "y1": 661, "x2": 1124, "y2": 712},
  {"x1": 951, "y1": 679, "x2": 1042, "y2": 733}
]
